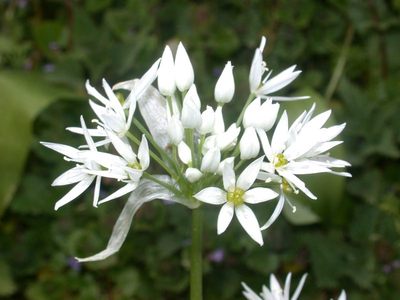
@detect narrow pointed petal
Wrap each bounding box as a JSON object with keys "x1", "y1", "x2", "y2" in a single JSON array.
[
  {"x1": 80, "y1": 116, "x2": 96, "y2": 152},
  {"x1": 237, "y1": 156, "x2": 264, "y2": 191},
  {"x1": 235, "y1": 205, "x2": 263, "y2": 246},
  {"x1": 258, "y1": 66, "x2": 301, "y2": 95},
  {"x1": 98, "y1": 182, "x2": 138, "y2": 205},
  {"x1": 249, "y1": 48, "x2": 263, "y2": 93},
  {"x1": 261, "y1": 193, "x2": 285, "y2": 230},
  {"x1": 138, "y1": 135, "x2": 149, "y2": 170},
  {"x1": 271, "y1": 111, "x2": 289, "y2": 154},
  {"x1": 257, "y1": 129, "x2": 274, "y2": 163},
  {"x1": 108, "y1": 130, "x2": 136, "y2": 163},
  {"x1": 102, "y1": 79, "x2": 125, "y2": 119},
  {"x1": 93, "y1": 176, "x2": 101, "y2": 207},
  {"x1": 193, "y1": 187, "x2": 226, "y2": 205},
  {"x1": 52, "y1": 167, "x2": 87, "y2": 186},
  {"x1": 40, "y1": 142, "x2": 79, "y2": 158},
  {"x1": 66, "y1": 126, "x2": 106, "y2": 137},
  {"x1": 217, "y1": 202, "x2": 234, "y2": 234},
  {"x1": 222, "y1": 162, "x2": 236, "y2": 191},
  {"x1": 284, "y1": 273, "x2": 292, "y2": 300},
  {"x1": 337, "y1": 290, "x2": 347, "y2": 300},
  {"x1": 244, "y1": 187, "x2": 278, "y2": 204},
  {"x1": 291, "y1": 273, "x2": 308, "y2": 300},
  {"x1": 279, "y1": 170, "x2": 317, "y2": 200},
  {"x1": 270, "y1": 274, "x2": 283, "y2": 299},
  {"x1": 241, "y1": 282, "x2": 263, "y2": 300},
  {"x1": 85, "y1": 80, "x2": 110, "y2": 106},
  {"x1": 54, "y1": 176, "x2": 95, "y2": 210}
]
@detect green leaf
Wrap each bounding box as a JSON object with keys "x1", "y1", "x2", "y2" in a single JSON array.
[{"x1": 0, "y1": 71, "x2": 73, "y2": 217}]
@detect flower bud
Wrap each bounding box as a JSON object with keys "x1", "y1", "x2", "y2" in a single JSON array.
[
  {"x1": 158, "y1": 46, "x2": 176, "y2": 96},
  {"x1": 214, "y1": 61, "x2": 235, "y2": 103},
  {"x1": 213, "y1": 106, "x2": 225, "y2": 134},
  {"x1": 217, "y1": 157, "x2": 234, "y2": 175},
  {"x1": 217, "y1": 124, "x2": 240, "y2": 151},
  {"x1": 201, "y1": 147, "x2": 221, "y2": 173},
  {"x1": 185, "y1": 168, "x2": 203, "y2": 183},
  {"x1": 199, "y1": 106, "x2": 215, "y2": 135},
  {"x1": 181, "y1": 86, "x2": 202, "y2": 129},
  {"x1": 167, "y1": 115, "x2": 184, "y2": 145},
  {"x1": 178, "y1": 141, "x2": 192, "y2": 165},
  {"x1": 175, "y1": 42, "x2": 194, "y2": 92},
  {"x1": 243, "y1": 98, "x2": 279, "y2": 131},
  {"x1": 240, "y1": 127, "x2": 260, "y2": 160}
]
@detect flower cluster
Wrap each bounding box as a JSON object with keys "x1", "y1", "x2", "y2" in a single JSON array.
[
  {"x1": 42, "y1": 37, "x2": 350, "y2": 261},
  {"x1": 242, "y1": 272, "x2": 347, "y2": 300}
]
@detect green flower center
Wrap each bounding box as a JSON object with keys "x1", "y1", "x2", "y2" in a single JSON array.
[
  {"x1": 227, "y1": 188, "x2": 245, "y2": 206},
  {"x1": 274, "y1": 153, "x2": 288, "y2": 168},
  {"x1": 128, "y1": 161, "x2": 142, "y2": 170},
  {"x1": 281, "y1": 178, "x2": 293, "y2": 193}
]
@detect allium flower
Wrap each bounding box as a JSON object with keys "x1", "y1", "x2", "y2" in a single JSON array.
[
  {"x1": 249, "y1": 37, "x2": 308, "y2": 101},
  {"x1": 41, "y1": 117, "x2": 103, "y2": 209},
  {"x1": 242, "y1": 273, "x2": 307, "y2": 300},
  {"x1": 242, "y1": 273, "x2": 347, "y2": 300},
  {"x1": 258, "y1": 106, "x2": 351, "y2": 200},
  {"x1": 194, "y1": 157, "x2": 278, "y2": 245}
]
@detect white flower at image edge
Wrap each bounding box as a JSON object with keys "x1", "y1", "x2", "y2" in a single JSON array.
[
  {"x1": 242, "y1": 273, "x2": 307, "y2": 300},
  {"x1": 194, "y1": 157, "x2": 278, "y2": 245}
]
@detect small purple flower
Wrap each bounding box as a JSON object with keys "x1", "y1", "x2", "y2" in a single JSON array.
[
  {"x1": 67, "y1": 257, "x2": 81, "y2": 272},
  {"x1": 207, "y1": 248, "x2": 225, "y2": 263}
]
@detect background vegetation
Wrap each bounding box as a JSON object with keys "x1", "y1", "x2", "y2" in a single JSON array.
[{"x1": 1, "y1": 0, "x2": 400, "y2": 299}]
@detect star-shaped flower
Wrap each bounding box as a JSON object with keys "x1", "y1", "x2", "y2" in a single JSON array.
[{"x1": 194, "y1": 157, "x2": 278, "y2": 245}]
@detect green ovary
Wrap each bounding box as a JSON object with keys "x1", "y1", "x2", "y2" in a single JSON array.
[
  {"x1": 274, "y1": 153, "x2": 288, "y2": 168},
  {"x1": 227, "y1": 188, "x2": 245, "y2": 206},
  {"x1": 128, "y1": 161, "x2": 142, "y2": 170}
]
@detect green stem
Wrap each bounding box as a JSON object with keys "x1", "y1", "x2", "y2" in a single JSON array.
[
  {"x1": 190, "y1": 207, "x2": 203, "y2": 300},
  {"x1": 236, "y1": 93, "x2": 256, "y2": 127},
  {"x1": 186, "y1": 129, "x2": 197, "y2": 168}
]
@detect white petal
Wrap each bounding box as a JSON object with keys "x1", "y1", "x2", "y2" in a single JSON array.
[
  {"x1": 181, "y1": 87, "x2": 202, "y2": 129},
  {"x1": 235, "y1": 205, "x2": 263, "y2": 246},
  {"x1": 258, "y1": 65, "x2": 301, "y2": 95},
  {"x1": 167, "y1": 114, "x2": 184, "y2": 145},
  {"x1": 98, "y1": 182, "x2": 138, "y2": 205},
  {"x1": 259, "y1": 99, "x2": 280, "y2": 131},
  {"x1": 66, "y1": 126, "x2": 106, "y2": 137},
  {"x1": 92, "y1": 176, "x2": 101, "y2": 207},
  {"x1": 217, "y1": 156, "x2": 234, "y2": 176},
  {"x1": 54, "y1": 176, "x2": 95, "y2": 210},
  {"x1": 193, "y1": 187, "x2": 226, "y2": 205},
  {"x1": 291, "y1": 273, "x2": 308, "y2": 300},
  {"x1": 102, "y1": 79, "x2": 125, "y2": 120},
  {"x1": 175, "y1": 42, "x2": 194, "y2": 92},
  {"x1": 108, "y1": 130, "x2": 136, "y2": 163},
  {"x1": 284, "y1": 273, "x2": 292, "y2": 300},
  {"x1": 241, "y1": 282, "x2": 263, "y2": 300},
  {"x1": 138, "y1": 135, "x2": 149, "y2": 170},
  {"x1": 52, "y1": 167, "x2": 87, "y2": 186},
  {"x1": 213, "y1": 106, "x2": 225, "y2": 134},
  {"x1": 222, "y1": 161, "x2": 236, "y2": 191},
  {"x1": 127, "y1": 58, "x2": 160, "y2": 101},
  {"x1": 249, "y1": 48, "x2": 263, "y2": 93},
  {"x1": 278, "y1": 170, "x2": 317, "y2": 200},
  {"x1": 243, "y1": 98, "x2": 261, "y2": 128},
  {"x1": 337, "y1": 290, "x2": 347, "y2": 300},
  {"x1": 217, "y1": 202, "x2": 234, "y2": 234},
  {"x1": 178, "y1": 141, "x2": 192, "y2": 165},
  {"x1": 237, "y1": 156, "x2": 264, "y2": 191},
  {"x1": 270, "y1": 274, "x2": 283, "y2": 299},
  {"x1": 80, "y1": 116, "x2": 96, "y2": 152},
  {"x1": 257, "y1": 129, "x2": 274, "y2": 163},
  {"x1": 271, "y1": 111, "x2": 289, "y2": 154},
  {"x1": 261, "y1": 193, "x2": 285, "y2": 230},
  {"x1": 40, "y1": 142, "x2": 79, "y2": 158},
  {"x1": 88, "y1": 151, "x2": 126, "y2": 169},
  {"x1": 244, "y1": 187, "x2": 278, "y2": 204},
  {"x1": 85, "y1": 80, "x2": 109, "y2": 106},
  {"x1": 217, "y1": 124, "x2": 240, "y2": 151},
  {"x1": 199, "y1": 105, "x2": 215, "y2": 135}
]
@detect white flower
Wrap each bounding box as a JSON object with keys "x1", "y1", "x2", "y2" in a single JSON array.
[
  {"x1": 242, "y1": 273, "x2": 307, "y2": 300},
  {"x1": 337, "y1": 291, "x2": 346, "y2": 300},
  {"x1": 185, "y1": 168, "x2": 203, "y2": 183},
  {"x1": 89, "y1": 132, "x2": 150, "y2": 204},
  {"x1": 167, "y1": 114, "x2": 184, "y2": 145},
  {"x1": 258, "y1": 106, "x2": 351, "y2": 200},
  {"x1": 240, "y1": 127, "x2": 260, "y2": 160},
  {"x1": 158, "y1": 45, "x2": 176, "y2": 96},
  {"x1": 175, "y1": 42, "x2": 194, "y2": 92},
  {"x1": 249, "y1": 37, "x2": 308, "y2": 101},
  {"x1": 194, "y1": 157, "x2": 278, "y2": 245},
  {"x1": 181, "y1": 84, "x2": 202, "y2": 129},
  {"x1": 214, "y1": 61, "x2": 235, "y2": 103},
  {"x1": 41, "y1": 116, "x2": 102, "y2": 210}
]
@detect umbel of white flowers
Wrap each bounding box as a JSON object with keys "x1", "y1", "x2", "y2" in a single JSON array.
[
  {"x1": 41, "y1": 37, "x2": 351, "y2": 262},
  {"x1": 242, "y1": 272, "x2": 347, "y2": 300}
]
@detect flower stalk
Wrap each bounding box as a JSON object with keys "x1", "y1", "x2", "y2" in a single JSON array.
[{"x1": 190, "y1": 207, "x2": 203, "y2": 300}]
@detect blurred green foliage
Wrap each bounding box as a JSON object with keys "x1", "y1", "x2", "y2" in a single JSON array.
[{"x1": 0, "y1": 0, "x2": 399, "y2": 299}]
